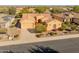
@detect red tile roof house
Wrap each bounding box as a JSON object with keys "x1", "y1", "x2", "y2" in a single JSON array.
[
  {"x1": 51, "y1": 12, "x2": 74, "y2": 22},
  {"x1": 20, "y1": 13, "x2": 63, "y2": 31}
]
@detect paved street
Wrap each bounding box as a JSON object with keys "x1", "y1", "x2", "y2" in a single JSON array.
[{"x1": 0, "y1": 37, "x2": 79, "y2": 53}]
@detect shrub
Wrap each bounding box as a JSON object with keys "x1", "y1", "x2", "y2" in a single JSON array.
[
  {"x1": 8, "y1": 7, "x2": 16, "y2": 15},
  {"x1": 14, "y1": 34, "x2": 19, "y2": 38},
  {"x1": 36, "y1": 34, "x2": 44, "y2": 38},
  {"x1": 20, "y1": 7, "x2": 32, "y2": 14},
  {"x1": 15, "y1": 13, "x2": 22, "y2": 18},
  {"x1": 73, "y1": 6, "x2": 79, "y2": 12},
  {"x1": 58, "y1": 28, "x2": 63, "y2": 31},
  {"x1": 48, "y1": 32, "x2": 54, "y2": 36},
  {"x1": 49, "y1": 8, "x2": 65, "y2": 13},
  {"x1": 34, "y1": 7, "x2": 47, "y2": 13},
  {"x1": 36, "y1": 34, "x2": 41, "y2": 38},
  {"x1": 70, "y1": 23, "x2": 77, "y2": 30},
  {"x1": 35, "y1": 23, "x2": 46, "y2": 33},
  {"x1": 61, "y1": 22, "x2": 71, "y2": 30}
]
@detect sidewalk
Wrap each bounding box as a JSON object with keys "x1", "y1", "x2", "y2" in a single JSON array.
[{"x1": 0, "y1": 33, "x2": 79, "y2": 47}]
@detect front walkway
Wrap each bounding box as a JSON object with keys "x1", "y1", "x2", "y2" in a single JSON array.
[
  {"x1": 18, "y1": 29, "x2": 36, "y2": 40},
  {"x1": 0, "y1": 29, "x2": 79, "y2": 46}
]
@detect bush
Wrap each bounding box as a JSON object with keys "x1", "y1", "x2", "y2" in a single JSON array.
[
  {"x1": 70, "y1": 23, "x2": 77, "y2": 30},
  {"x1": 36, "y1": 34, "x2": 41, "y2": 38},
  {"x1": 48, "y1": 32, "x2": 54, "y2": 36},
  {"x1": 73, "y1": 6, "x2": 79, "y2": 12},
  {"x1": 20, "y1": 8, "x2": 32, "y2": 14},
  {"x1": 34, "y1": 7, "x2": 47, "y2": 13},
  {"x1": 61, "y1": 22, "x2": 71, "y2": 30},
  {"x1": 49, "y1": 8, "x2": 65, "y2": 13},
  {"x1": 35, "y1": 23, "x2": 46, "y2": 33},
  {"x1": 8, "y1": 7, "x2": 16, "y2": 15},
  {"x1": 15, "y1": 13, "x2": 22, "y2": 18},
  {"x1": 36, "y1": 34, "x2": 45, "y2": 38},
  {"x1": 58, "y1": 28, "x2": 63, "y2": 31},
  {"x1": 14, "y1": 34, "x2": 19, "y2": 38}
]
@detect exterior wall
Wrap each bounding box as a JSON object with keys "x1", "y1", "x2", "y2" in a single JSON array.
[
  {"x1": 20, "y1": 14, "x2": 52, "y2": 29},
  {"x1": 46, "y1": 19, "x2": 62, "y2": 31},
  {"x1": 20, "y1": 14, "x2": 35, "y2": 29},
  {"x1": 20, "y1": 20, "x2": 35, "y2": 29}
]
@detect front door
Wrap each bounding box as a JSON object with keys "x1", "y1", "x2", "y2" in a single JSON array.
[{"x1": 53, "y1": 24, "x2": 56, "y2": 30}]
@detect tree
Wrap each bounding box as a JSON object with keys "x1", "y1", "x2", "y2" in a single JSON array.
[
  {"x1": 15, "y1": 12, "x2": 22, "y2": 18},
  {"x1": 61, "y1": 22, "x2": 70, "y2": 30},
  {"x1": 73, "y1": 6, "x2": 79, "y2": 12},
  {"x1": 70, "y1": 23, "x2": 77, "y2": 30},
  {"x1": 8, "y1": 7, "x2": 16, "y2": 15},
  {"x1": 35, "y1": 23, "x2": 46, "y2": 33},
  {"x1": 34, "y1": 7, "x2": 47, "y2": 13},
  {"x1": 0, "y1": 7, "x2": 8, "y2": 13},
  {"x1": 49, "y1": 7, "x2": 65, "y2": 13},
  {"x1": 20, "y1": 7, "x2": 32, "y2": 13}
]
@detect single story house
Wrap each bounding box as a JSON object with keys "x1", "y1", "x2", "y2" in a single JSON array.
[
  {"x1": 71, "y1": 13, "x2": 79, "y2": 24},
  {"x1": 0, "y1": 14, "x2": 15, "y2": 28},
  {"x1": 20, "y1": 13, "x2": 63, "y2": 31}
]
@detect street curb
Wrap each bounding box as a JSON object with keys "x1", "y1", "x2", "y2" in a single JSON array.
[{"x1": 0, "y1": 34, "x2": 79, "y2": 47}]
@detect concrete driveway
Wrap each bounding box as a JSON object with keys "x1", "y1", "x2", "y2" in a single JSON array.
[{"x1": 18, "y1": 29, "x2": 36, "y2": 40}]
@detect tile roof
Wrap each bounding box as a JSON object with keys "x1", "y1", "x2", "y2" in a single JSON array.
[{"x1": 21, "y1": 13, "x2": 63, "y2": 23}]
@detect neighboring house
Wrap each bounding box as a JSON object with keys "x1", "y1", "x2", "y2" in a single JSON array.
[
  {"x1": 20, "y1": 13, "x2": 63, "y2": 31},
  {"x1": 71, "y1": 13, "x2": 79, "y2": 24},
  {"x1": 2, "y1": 15, "x2": 15, "y2": 28},
  {"x1": 46, "y1": 19, "x2": 62, "y2": 31},
  {"x1": 51, "y1": 12, "x2": 74, "y2": 22},
  {"x1": 20, "y1": 14, "x2": 36, "y2": 29},
  {"x1": 63, "y1": 12, "x2": 74, "y2": 22},
  {"x1": 0, "y1": 14, "x2": 8, "y2": 28},
  {"x1": 0, "y1": 14, "x2": 15, "y2": 28}
]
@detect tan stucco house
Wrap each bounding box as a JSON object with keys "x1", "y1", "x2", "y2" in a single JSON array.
[
  {"x1": 20, "y1": 13, "x2": 63, "y2": 31},
  {"x1": 46, "y1": 19, "x2": 62, "y2": 31}
]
